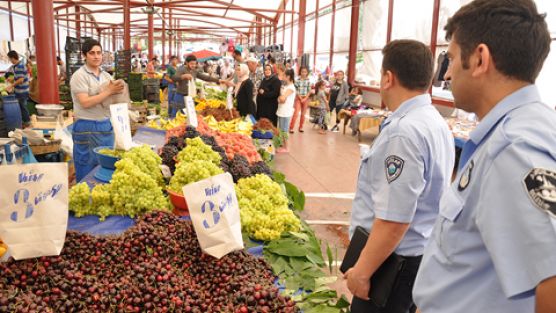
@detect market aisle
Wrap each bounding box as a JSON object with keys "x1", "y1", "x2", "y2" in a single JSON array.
[{"x1": 274, "y1": 119, "x2": 380, "y2": 300}]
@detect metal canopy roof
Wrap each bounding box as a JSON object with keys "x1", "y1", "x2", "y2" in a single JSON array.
[{"x1": 57, "y1": 0, "x2": 288, "y2": 38}]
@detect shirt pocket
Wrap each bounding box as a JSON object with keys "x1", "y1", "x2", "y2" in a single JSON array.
[{"x1": 435, "y1": 189, "x2": 465, "y2": 260}]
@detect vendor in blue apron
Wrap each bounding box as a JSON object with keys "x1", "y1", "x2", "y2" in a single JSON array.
[
  {"x1": 166, "y1": 55, "x2": 179, "y2": 117},
  {"x1": 413, "y1": 1, "x2": 556, "y2": 313},
  {"x1": 70, "y1": 39, "x2": 124, "y2": 181},
  {"x1": 344, "y1": 39, "x2": 455, "y2": 313}
]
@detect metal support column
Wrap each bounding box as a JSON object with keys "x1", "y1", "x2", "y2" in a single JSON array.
[
  {"x1": 75, "y1": 5, "x2": 81, "y2": 39},
  {"x1": 124, "y1": 0, "x2": 131, "y2": 50},
  {"x1": 26, "y1": 2, "x2": 31, "y2": 38},
  {"x1": 347, "y1": 0, "x2": 360, "y2": 85},
  {"x1": 162, "y1": 0, "x2": 166, "y2": 64},
  {"x1": 296, "y1": 0, "x2": 307, "y2": 66},
  {"x1": 169, "y1": 9, "x2": 173, "y2": 58},
  {"x1": 31, "y1": 0, "x2": 60, "y2": 104},
  {"x1": 148, "y1": 12, "x2": 154, "y2": 60},
  {"x1": 256, "y1": 17, "x2": 262, "y2": 46},
  {"x1": 8, "y1": 0, "x2": 14, "y2": 41},
  {"x1": 328, "y1": 0, "x2": 336, "y2": 74},
  {"x1": 290, "y1": 0, "x2": 294, "y2": 56},
  {"x1": 313, "y1": 0, "x2": 319, "y2": 70}
]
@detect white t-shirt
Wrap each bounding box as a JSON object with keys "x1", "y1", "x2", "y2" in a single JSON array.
[{"x1": 277, "y1": 83, "x2": 296, "y2": 117}]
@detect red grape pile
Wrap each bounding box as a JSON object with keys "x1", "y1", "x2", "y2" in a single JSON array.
[{"x1": 0, "y1": 212, "x2": 298, "y2": 313}]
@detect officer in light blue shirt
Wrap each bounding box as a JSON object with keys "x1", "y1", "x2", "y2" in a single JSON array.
[
  {"x1": 345, "y1": 40, "x2": 455, "y2": 313},
  {"x1": 413, "y1": 1, "x2": 556, "y2": 313}
]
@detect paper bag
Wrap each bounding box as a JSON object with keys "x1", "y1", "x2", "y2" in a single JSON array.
[
  {"x1": 0, "y1": 163, "x2": 69, "y2": 260},
  {"x1": 110, "y1": 103, "x2": 133, "y2": 151},
  {"x1": 182, "y1": 172, "x2": 244, "y2": 259},
  {"x1": 185, "y1": 96, "x2": 198, "y2": 128}
]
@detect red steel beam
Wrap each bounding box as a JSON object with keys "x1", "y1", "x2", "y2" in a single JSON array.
[
  {"x1": 26, "y1": 2, "x2": 31, "y2": 37},
  {"x1": 328, "y1": 0, "x2": 336, "y2": 73},
  {"x1": 148, "y1": 12, "x2": 154, "y2": 59},
  {"x1": 430, "y1": 0, "x2": 441, "y2": 58},
  {"x1": 169, "y1": 8, "x2": 172, "y2": 58},
  {"x1": 165, "y1": 9, "x2": 270, "y2": 26},
  {"x1": 162, "y1": 0, "x2": 166, "y2": 64},
  {"x1": 347, "y1": 0, "x2": 360, "y2": 85},
  {"x1": 32, "y1": 0, "x2": 59, "y2": 103},
  {"x1": 290, "y1": 0, "x2": 294, "y2": 56},
  {"x1": 124, "y1": 0, "x2": 131, "y2": 50},
  {"x1": 386, "y1": 0, "x2": 393, "y2": 43},
  {"x1": 75, "y1": 5, "x2": 81, "y2": 39},
  {"x1": 296, "y1": 0, "x2": 307, "y2": 67},
  {"x1": 313, "y1": 0, "x2": 319, "y2": 69},
  {"x1": 8, "y1": 0, "x2": 14, "y2": 41}
]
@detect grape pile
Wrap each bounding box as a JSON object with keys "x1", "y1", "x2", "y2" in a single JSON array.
[
  {"x1": 175, "y1": 137, "x2": 221, "y2": 166},
  {"x1": 249, "y1": 161, "x2": 273, "y2": 177},
  {"x1": 0, "y1": 211, "x2": 299, "y2": 313},
  {"x1": 236, "y1": 175, "x2": 301, "y2": 241},
  {"x1": 69, "y1": 146, "x2": 169, "y2": 219},
  {"x1": 228, "y1": 154, "x2": 252, "y2": 183},
  {"x1": 166, "y1": 136, "x2": 185, "y2": 150},
  {"x1": 168, "y1": 160, "x2": 224, "y2": 195},
  {"x1": 160, "y1": 144, "x2": 179, "y2": 173}
]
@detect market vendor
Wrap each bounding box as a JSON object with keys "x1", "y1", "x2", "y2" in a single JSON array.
[
  {"x1": 171, "y1": 54, "x2": 223, "y2": 114},
  {"x1": 70, "y1": 39, "x2": 124, "y2": 181}
]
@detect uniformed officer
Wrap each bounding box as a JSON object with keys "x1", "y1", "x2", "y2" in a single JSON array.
[
  {"x1": 345, "y1": 39, "x2": 455, "y2": 313},
  {"x1": 413, "y1": 1, "x2": 556, "y2": 313}
]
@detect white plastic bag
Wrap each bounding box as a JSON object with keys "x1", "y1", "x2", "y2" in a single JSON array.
[
  {"x1": 0, "y1": 163, "x2": 69, "y2": 260},
  {"x1": 185, "y1": 96, "x2": 198, "y2": 128},
  {"x1": 182, "y1": 172, "x2": 244, "y2": 259},
  {"x1": 110, "y1": 103, "x2": 133, "y2": 151},
  {"x1": 226, "y1": 86, "x2": 234, "y2": 110},
  {"x1": 188, "y1": 79, "x2": 197, "y2": 98}
]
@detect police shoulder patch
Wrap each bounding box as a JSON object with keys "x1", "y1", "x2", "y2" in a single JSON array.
[
  {"x1": 523, "y1": 168, "x2": 556, "y2": 218},
  {"x1": 385, "y1": 155, "x2": 404, "y2": 183}
]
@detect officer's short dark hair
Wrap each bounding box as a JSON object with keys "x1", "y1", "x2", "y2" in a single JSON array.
[
  {"x1": 445, "y1": 0, "x2": 550, "y2": 83},
  {"x1": 56, "y1": 56, "x2": 61, "y2": 62},
  {"x1": 81, "y1": 39, "x2": 102, "y2": 55},
  {"x1": 7, "y1": 51, "x2": 19, "y2": 60},
  {"x1": 381, "y1": 39, "x2": 433, "y2": 91},
  {"x1": 185, "y1": 55, "x2": 197, "y2": 63},
  {"x1": 170, "y1": 55, "x2": 177, "y2": 60}
]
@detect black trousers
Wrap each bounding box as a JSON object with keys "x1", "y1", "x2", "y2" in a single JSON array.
[{"x1": 350, "y1": 255, "x2": 422, "y2": 313}]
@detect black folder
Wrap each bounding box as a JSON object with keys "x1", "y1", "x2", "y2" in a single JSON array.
[{"x1": 340, "y1": 226, "x2": 406, "y2": 308}]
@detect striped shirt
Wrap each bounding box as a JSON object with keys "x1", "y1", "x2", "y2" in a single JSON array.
[
  {"x1": 294, "y1": 78, "x2": 311, "y2": 96},
  {"x1": 13, "y1": 60, "x2": 29, "y2": 95}
]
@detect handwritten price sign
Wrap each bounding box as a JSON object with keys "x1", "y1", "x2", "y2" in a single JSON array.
[{"x1": 0, "y1": 163, "x2": 69, "y2": 260}]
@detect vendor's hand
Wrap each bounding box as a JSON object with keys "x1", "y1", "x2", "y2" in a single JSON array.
[
  {"x1": 258, "y1": 89, "x2": 264, "y2": 95},
  {"x1": 107, "y1": 80, "x2": 124, "y2": 95},
  {"x1": 182, "y1": 73, "x2": 193, "y2": 80},
  {"x1": 344, "y1": 267, "x2": 371, "y2": 300}
]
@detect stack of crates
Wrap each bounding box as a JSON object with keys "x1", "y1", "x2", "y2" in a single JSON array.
[
  {"x1": 144, "y1": 78, "x2": 160, "y2": 104},
  {"x1": 128, "y1": 73, "x2": 143, "y2": 102},
  {"x1": 115, "y1": 50, "x2": 131, "y2": 80}
]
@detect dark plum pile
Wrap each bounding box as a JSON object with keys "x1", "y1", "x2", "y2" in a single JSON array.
[{"x1": 0, "y1": 211, "x2": 298, "y2": 313}]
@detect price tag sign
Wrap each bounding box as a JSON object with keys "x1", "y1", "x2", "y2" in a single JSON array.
[
  {"x1": 110, "y1": 103, "x2": 133, "y2": 150},
  {"x1": 185, "y1": 96, "x2": 198, "y2": 128},
  {"x1": 182, "y1": 172, "x2": 243, "y2": 259},
  {"x1": 0, "y1": 163, "x2": 69, "y2": 260}
]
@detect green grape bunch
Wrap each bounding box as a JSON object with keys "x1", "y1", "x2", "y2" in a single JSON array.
[
  {"x1": 168, "y1": 160, "x2": 224, "y2": 195},
  {"x1": 175, "y1": 137, "x2": 221, "y2": 166},
  {"x1": 236, "y1": 174, "x2": 301, "y2": 241}
]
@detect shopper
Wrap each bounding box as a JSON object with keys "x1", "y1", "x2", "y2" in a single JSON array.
[
  {"x1": 289, "y1": 66, "x2": 312, "y2": 133},
  {"x1": 219, "y1": 42, "x2": 228, "y2": 57},
  {"x1": 246, "y1": 57, "x2": 263, "y2": 104},
  {"x1": 329, "y1": 70, "x2": 350, "y2": 132},
  {"x1": 171, "y1": 55, "x2": 222, "y2": 114},
  {"x1": 232, "y1": 49, "x2": 244, "y2": 65},
  {"x1": 276, "y1": 69, "x2": 296, "y2": 153},
  {"x1": 314, "y1": 80, "x2": 329, "y2": 134},
  {"x1": 344, "y1": 39, "x2": 455, "y2": 313},
  {"x1": 234, "y1": 64, "x2": 256, "y2": 117},
  {"x1": 220, "y1": 59, "x2": 233, "y2": 81},
  {"x1": 413, "y1": 1, "x2": 556, "y2": 313},
  {"x1": 70, "y1": 39, "x2": 125, "y2": 181},
  {"x1": 7, "y1": 51, "x2": 31, "y2": 128},
  {"x1": 132, "y1": 59, "x2": 141, "y2": 73},
  {"x1": 256, "y1": 64, "x2": 281, "y2": 126},
  {"x1": 166, "y1": 56, "x2": 179, "y2": 117},
  {"x1": 146, "y1": 58, "x2": 157, "y2": 78},
  {"x1": 57, "y1": 56, "x2": 67, "y2": 83}
]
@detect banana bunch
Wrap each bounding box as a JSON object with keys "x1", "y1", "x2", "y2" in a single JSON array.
[
  {"x1": 146, "y1": 112, "x2": 187, "y2": 130},
  {"x1": 0, "y1": 239, "x2": 7, "y2": 258},
  {"x1": 204, "y1": 116, "x2": 252, "y2": 135},
  {"x1": 196, "y1": 98, "x2": 225, "y2": 111}
]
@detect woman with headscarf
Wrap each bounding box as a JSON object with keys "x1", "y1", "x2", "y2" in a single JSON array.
[
  {"x1": 256, "y1": 64, "x2": 281, "y2": 126},
  {"x1": 234, "y1": 64, "x2": 256, "y2": 117}
]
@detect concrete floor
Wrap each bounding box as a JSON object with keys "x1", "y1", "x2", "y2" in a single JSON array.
[{"x1": 274, "y1": 119, "x2": 380, "y2": 301}]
